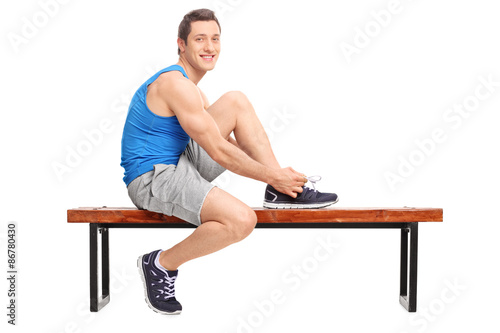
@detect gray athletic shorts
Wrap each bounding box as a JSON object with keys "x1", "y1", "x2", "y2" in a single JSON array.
[{"x1": 127, "y1": 139, "x2": 226, "y2": 226}]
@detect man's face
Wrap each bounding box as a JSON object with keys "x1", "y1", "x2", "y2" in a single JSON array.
[{"x1": 180, "y1": 20, "x2": 221, "y2": 72}]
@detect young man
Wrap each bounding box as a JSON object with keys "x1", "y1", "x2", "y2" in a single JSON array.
[{"x1": 121, "y1": 9, "x2": 338, "y2": 315}]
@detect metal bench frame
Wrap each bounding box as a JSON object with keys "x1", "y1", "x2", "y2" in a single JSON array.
[{"x1": 89, "y1": 221, "x2": 418, "y2": 312}]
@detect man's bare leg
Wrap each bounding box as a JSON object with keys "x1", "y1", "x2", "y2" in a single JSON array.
[
  {"x1": 207, "y1": 91, "x2": 281, "y2": 170},
  {"x1": 159, "y1": 91, "x2": 280, "y2": 270},
  {"x1": 159, "y1": 187, "x2": 256, "y2": 270}
]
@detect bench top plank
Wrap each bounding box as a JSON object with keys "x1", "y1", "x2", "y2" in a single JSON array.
[{"x1": 67, "y1": 207, "x2": 443, "y2": 224}]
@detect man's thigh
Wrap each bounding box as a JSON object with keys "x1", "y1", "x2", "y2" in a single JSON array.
[
  {"x1": 200, "y1": 186, "x2": 256, "y2": 228},
  {"x1": 184, "y1": 139, "x2": 225, "y2": 182},
  {"x1": 127, "y1": 143, "x2": 225, "y2": 226}
]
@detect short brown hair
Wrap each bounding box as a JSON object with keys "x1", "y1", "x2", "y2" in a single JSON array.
[{"x1": 178, "y1": 9, "x2": 221, "y2": 55}]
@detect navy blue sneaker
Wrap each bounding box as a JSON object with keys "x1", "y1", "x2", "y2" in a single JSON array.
[
  {"x1": 263, "y1": 176, "x2": 338, "y2": 209},
  {"x1": 137, "y1": 249, "x2": 182, "y2": 315}
]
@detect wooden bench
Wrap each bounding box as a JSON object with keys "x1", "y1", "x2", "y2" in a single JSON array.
[{"x1": 67, "y1": 206, "x2": 443, "y2": 313}]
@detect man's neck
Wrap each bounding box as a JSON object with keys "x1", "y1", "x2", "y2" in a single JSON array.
[{"x1": 176, "y1": 58, "x2": 206, "y2": 85}]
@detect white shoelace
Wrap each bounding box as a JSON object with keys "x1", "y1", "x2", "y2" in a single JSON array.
[
  {"x1": 158, "y1": 275, "x2": 177, "y2": 299},
  {"x1": 305, "y1": 175, "x2": 322, "y2": 191},
  {"x1": 150, "y1": 270, "x2": 177, "y2": 300}
]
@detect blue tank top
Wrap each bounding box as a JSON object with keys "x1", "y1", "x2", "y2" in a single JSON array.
[{"x1": 121, "y1": 65, "x2": 191, "y2": 186}]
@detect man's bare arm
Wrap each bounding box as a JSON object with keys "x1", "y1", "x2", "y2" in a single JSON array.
[{"x1": 162, "y1": 77, "x2": 304, "y2": 197}]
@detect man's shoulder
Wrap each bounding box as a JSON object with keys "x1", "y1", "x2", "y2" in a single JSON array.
[
  {"x1": 154, "y1": 70, "x2": 195, "y2": 95},
  {"x1": 148, "y1": 71, "x2": 204, "y2": 117},
  {"x1": 155, "y1": 69, "x2": 189, "y2": 87},
  {"x1": 148, "y1": 70, "x2": 197, "y2": 107}
]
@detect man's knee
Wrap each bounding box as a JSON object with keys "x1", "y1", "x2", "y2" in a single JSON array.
[
  {"x1": 229, "y1": 207, "x2": 257, "y2": 241},
  {"x1": 222, "y1": 91, "x2": 250, "y2": 109}
]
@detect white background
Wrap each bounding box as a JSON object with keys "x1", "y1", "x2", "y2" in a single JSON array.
[{"x1": 1, "y1": 0, "x2": 499, "y2": 332}]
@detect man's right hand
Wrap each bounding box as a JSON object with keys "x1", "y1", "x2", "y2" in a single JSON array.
[{"x1": 269, "y1": 167, "x2": 306, "y2": 198}]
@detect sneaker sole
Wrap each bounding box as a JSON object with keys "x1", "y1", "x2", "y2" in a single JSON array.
[
  {"x1": 137, "y1": 255, "x2": 182, "y2": 315},
  {"x1": 263, "y1": 197, "x2": 339, "y2": 209}
]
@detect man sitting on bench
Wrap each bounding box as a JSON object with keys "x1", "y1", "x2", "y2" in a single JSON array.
[{"x1": 120, "y1": 8, "x2": 338, "y2": 315}]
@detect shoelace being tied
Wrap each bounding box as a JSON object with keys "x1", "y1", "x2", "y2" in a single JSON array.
[{"x1": 305, "y1": 175, "x2": 322, "y2": 191}]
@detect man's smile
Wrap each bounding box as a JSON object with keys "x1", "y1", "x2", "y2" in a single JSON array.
[{"x1": 200, "y1": 54, "x2": 215, "y2": 61}]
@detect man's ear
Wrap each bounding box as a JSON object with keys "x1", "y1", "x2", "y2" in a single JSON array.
[{"x1": 177, "y1": 38, "x2": 186, "y2": 53}]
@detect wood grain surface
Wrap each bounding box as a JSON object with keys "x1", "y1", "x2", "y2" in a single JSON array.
[{"x1": 67, "y1": 207, "x2": 443, "y2": 224}]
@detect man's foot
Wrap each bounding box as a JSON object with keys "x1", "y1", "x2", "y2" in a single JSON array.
[
  {"x1": 137, "y1": 249, "x2": 182, "y2": 315},
  {"x1": 263, "y1": 176, "x2": 338, "y2": 209}
]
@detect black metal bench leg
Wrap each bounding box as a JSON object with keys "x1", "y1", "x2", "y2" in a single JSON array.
[
  {"x1": 101, "y1": 227, "x2": 110, "y2": 299},
  {"x1": 90, "y1": 224, "x2": 110, "y2": 312},
  {"x1": 399, "y1": 222, "x2": 418, "y2": 312}
]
